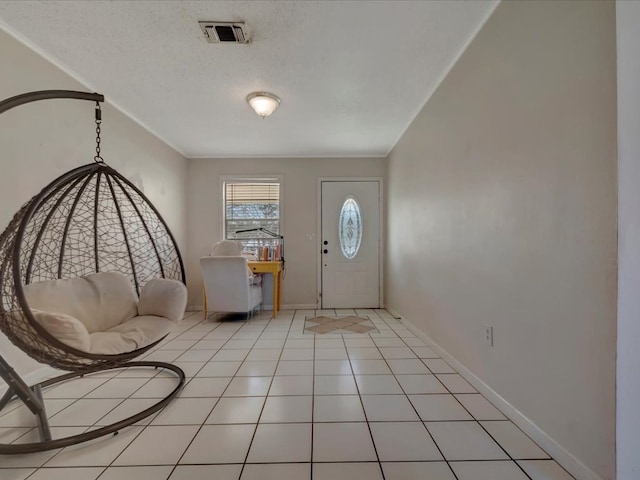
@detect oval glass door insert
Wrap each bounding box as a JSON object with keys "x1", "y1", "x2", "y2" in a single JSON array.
[{"x1": 338, "y1": 196, "x2": 363, "y2": 259}]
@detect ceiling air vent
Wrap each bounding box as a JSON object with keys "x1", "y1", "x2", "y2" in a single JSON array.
[{"x1": 199, "y1": 21, "x2": 249, "y2": 44}]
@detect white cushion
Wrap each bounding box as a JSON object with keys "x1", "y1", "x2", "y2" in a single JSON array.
[
  {"x1": 22, "y1": 272, "x2": 188, "y2": 356},
  {"x1": 24, "y1": 272, "x2": 137, "y2": 333},
  {"x1": 30, "y1": 309, "x2": 91, "y2": 352},
  {"x1": 89, "y1": 315, "x2": 173, "y2": 354},
  {"x1": 210, "y1": 240, "x2": 242, "y2": 256},
  {"x1": 137, "y1": 278, "x2": 187, "y2": 323}
]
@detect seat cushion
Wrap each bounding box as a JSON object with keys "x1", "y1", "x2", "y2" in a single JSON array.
[
  {"x1": 24, "y1": 272, "x2": 138, "y2": 333},
  {"x1": 89, "y1": 315, "x2": 173, "y2": 355}
]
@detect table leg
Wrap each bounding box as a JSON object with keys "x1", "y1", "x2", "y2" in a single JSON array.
[
  {"x1": 276, "y1": 271, "x2": 282, "y2": 312},
  {"x1": 202, "y1": 288, "x2": 207, "y2": 320},
  {"x1": 271, "y1": 271, "x2": 277, "y2": 318}
]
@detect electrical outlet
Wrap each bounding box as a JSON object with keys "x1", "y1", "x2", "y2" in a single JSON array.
[{"x1": 483, "y1": 325, "x2": 494, "y2": 347}]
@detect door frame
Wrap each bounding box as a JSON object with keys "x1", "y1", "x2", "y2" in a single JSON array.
[{"x1": 316, "y1": 177, "x2": 384, "y2": 309}]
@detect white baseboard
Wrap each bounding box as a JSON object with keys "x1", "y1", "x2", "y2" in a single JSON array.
[
  {"x1": 0, "y1": 365, "x2": 55, "y2": 397},
  {"x1": 396, "y1": 313, "x2": 603, "y2": 480},
  {"x1": 282, "y1": 304, "x2": 318, "y2": 310},
  {"x1": 187, "y1": 304, "x2": 318, "y2": 312},
  {"x1": 385, "y1": 306, "x2": 403, "y2": 319}
]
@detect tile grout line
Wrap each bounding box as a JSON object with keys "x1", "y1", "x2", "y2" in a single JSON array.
[
  {"x1": 22, "y1": 364, "x2": 162, "y2": 460},
  {"x1": 365, "y1": 311, "x2": 459, "y2": 480},
  {"x1": 385, "y1": 314, "x2": 538, "y2": 480},
  {"x1": 436, "y1": 374, "x2": 540, "y2": 480},
  {"x1": 4, "y1": 309, "x2": 573, "y2": 479},
  {"x1": 34, "y1": 361, "x2": 182, "y2": 476},
  {"x1": 310, "y1": 310, "x2": 316, "y2": 480},
  {"x1": 121, "y1": 314, "x2": 248, "y2": 478},
  {"x1": 237, "y1": 309, "x2": 297, "y2": 478},
  {"x1": 374, "y1": 310, "x2": 543, "y2": 477},
  {"x1": 402, "y1": 324, "x2": 543, "y2": 480},
  {"x1": 342, "y1": 322, "x2": 387, "y2": 480}
]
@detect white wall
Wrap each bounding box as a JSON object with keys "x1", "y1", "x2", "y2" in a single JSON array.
[
  {"x1": 186, "y1": 157, "x2": 386, "y2": 307},
  {"x1": 386, "y1": 2, "x2": 616, "y2": 479},
  {"x1": 616, "y1": 1, "x2": 640, "y2": 478},
  {"x1": 0, "y1": 30, "x2": 188, "y2": 382}
]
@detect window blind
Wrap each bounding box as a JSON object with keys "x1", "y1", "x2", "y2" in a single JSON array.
[
  {"x1": 224, "y1": 182, "x2": 280, "y2": 246},
  {"x1": 225, "y1": 183, "x2": 279, "y2": 205}
]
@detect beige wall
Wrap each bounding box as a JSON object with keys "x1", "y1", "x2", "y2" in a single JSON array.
[
  {"x1": 386, "y1": 2, "x2": 616, "y2": 479},
  {"x1": 616, "y1": 1, "x2": 640, "y2": 478},
  {"x1": 0, "y1": 30, "x2": 188, "y2": 381},
  {"x1": 186, "y1": 157, "x2": 385, "y2": 307}
]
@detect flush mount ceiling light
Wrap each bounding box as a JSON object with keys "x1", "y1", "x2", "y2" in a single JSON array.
[{"x1": 247, "y1": 92, "x2": 280, "y2": 118}]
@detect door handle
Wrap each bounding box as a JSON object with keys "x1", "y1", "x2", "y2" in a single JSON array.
[
  {"x1": 323, "y1": 249, "x2": 328, "y2": 254},
  {"x1": 323, "y1": 240, "x2": 328, "y2": 245}
]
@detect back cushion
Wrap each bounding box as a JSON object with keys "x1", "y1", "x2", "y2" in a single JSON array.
[
  {"x1": 210, "y1": 240, "x2": 243, "y2": 256},
  {"x1": 24, "y1": 272, "x2": 138, "y2": 333}
]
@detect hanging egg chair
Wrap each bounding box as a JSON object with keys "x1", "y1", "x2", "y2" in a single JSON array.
[
  {"x1": 1, "y1": 161, "x2": 187, "y2": 369},
  {"x1": 0, "y1": 91, "x2": 187, "y2": 453}
]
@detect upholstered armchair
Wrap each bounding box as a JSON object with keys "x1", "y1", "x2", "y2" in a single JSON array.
[{"x1": 200, "y1": 241, "x2": 262, "y2": 319}]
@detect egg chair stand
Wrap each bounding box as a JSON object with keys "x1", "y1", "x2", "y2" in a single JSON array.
[
  {"x1": 0, "y1": 360, "x2": 184, "y2": 454},
  {"x1": 0, "y1": 90, "x2": 187, "y2": 453}
]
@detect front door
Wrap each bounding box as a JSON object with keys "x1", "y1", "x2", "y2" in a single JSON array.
[{"x1": 321, "y1": 180, "x2": 381, "y2": 308}]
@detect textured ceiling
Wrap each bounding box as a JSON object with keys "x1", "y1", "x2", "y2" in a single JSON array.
[{"x1": 0, "y1": 1, "x2": 498, "y2": 158}]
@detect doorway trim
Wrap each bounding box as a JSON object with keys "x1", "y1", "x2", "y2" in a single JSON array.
[{"x1": 316, "y1": 177, "x2": 384, "y2": 309}]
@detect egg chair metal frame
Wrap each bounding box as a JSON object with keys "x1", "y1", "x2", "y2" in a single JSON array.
[{"x1": 0, "y1": 90, "x2": 186, "y2": 453}]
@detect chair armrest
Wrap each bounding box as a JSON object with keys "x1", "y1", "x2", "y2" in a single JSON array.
[{"x1": 138, "y1": 279, "x2": 187, "y2": 323}]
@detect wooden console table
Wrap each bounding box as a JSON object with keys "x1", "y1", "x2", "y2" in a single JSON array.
[{"x1": 248, "y1": 260, "x2": 283, "y2": 318}]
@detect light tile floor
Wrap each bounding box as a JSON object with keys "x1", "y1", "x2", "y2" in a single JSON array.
[{"x1": 0, "y1": 309, "x2": 575, "y2": 480}]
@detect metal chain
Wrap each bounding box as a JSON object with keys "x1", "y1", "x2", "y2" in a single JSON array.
[{"x1": 94, "y1": 102, "x2": 104, "y2": 163}]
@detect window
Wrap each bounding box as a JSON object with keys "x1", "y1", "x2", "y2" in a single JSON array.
[
  {"x1": 223, "y1": 179, "x2": 281, "y2": 252},
  {"x1": 338, "y1": 196, "x2": 362, "y2": 259}
]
